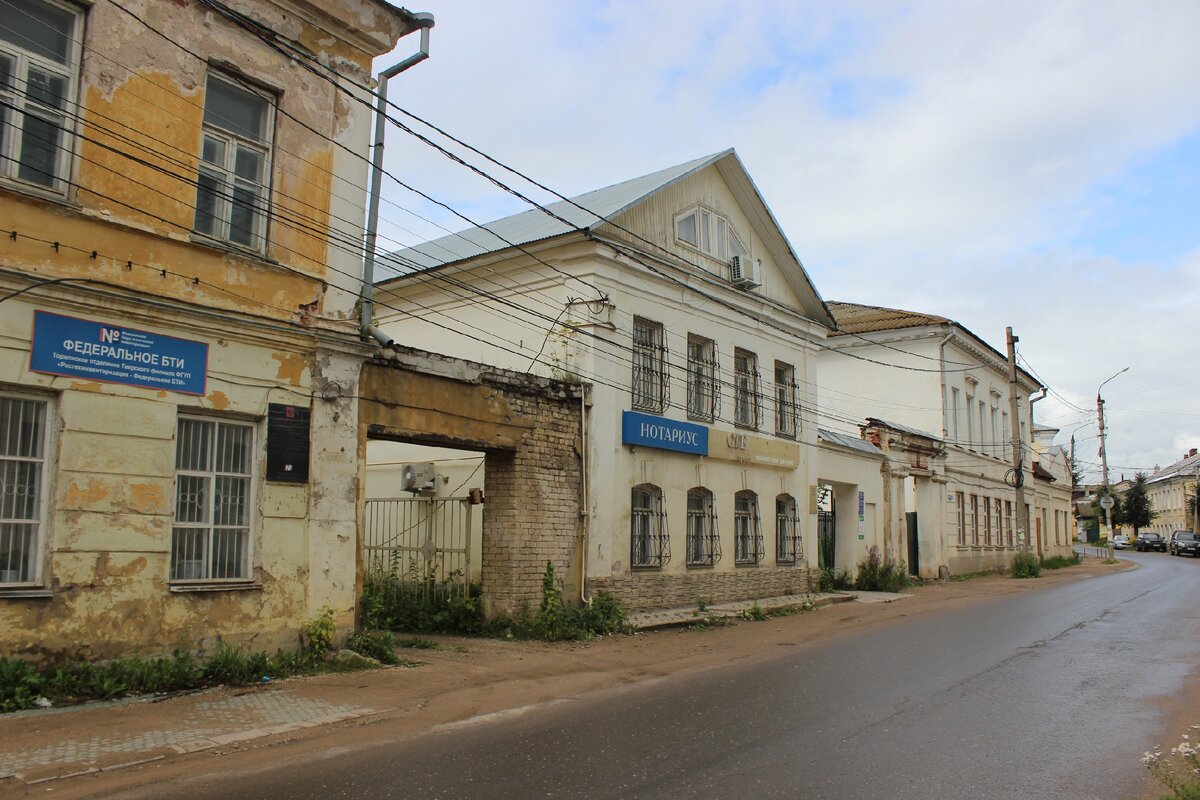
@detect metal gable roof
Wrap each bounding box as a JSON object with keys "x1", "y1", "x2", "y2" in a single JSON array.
[
  {"x1": 374, "y1": 150, "x2": 837, "y2": 328},
  {"x1": 377, "y1": 151, "x2": 728, "y2": 275}
]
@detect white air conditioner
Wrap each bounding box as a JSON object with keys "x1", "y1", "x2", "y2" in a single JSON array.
[
  {"x1": 729, "y1": 254, "x2": 760, "y2": 288},
  {"x1": 401, "y1": 462, "x2": 437, "y2": 493}
]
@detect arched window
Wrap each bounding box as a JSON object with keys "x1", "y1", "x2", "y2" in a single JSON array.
[
  {"x1": 686, "y1": 487, "x2": 721, "y2": 567},
  {"x1": 776, "y1": 494, "x2": 801, "y2": 564},
  {"x1": 734, "y1": 490, "x2": 763, "y2": 565},
  {"x1": 631, "y1": 484, "x2": 669, "y2": 569}
]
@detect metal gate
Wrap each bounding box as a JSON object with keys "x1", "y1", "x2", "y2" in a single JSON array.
[
  {"x1": 817, "y1": 486, "x2": 835, "y2": 570},
  {"x1": 362, "y1": 496, "x2": 473, "y2": 600},
  {"x1": 906, "y1": 511, "x2": 920, "y2": 576}
]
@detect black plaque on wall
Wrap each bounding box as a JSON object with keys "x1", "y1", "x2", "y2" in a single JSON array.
[{"x1": 266, "y1": 403, "x2": 311, "y2": 483}]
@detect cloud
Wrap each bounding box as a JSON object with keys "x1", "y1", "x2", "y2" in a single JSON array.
[{"x1": 375, "y1": 0, "x2": 1200, "y2": 481}]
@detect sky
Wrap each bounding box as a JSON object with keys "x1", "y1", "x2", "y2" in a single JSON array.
[{"x1": 373, "y1": 0, "x2": 1200, "y2": 484}]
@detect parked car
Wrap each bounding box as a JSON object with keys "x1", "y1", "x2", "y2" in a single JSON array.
[
  {"x1": 1169, "y1": 531, "x2": 1200, "y2": 557},
  {"x1": 1112, "y1": 534, "x2": 1131, "y2": 550},
  {"x1": 1135, "y1": 532, "x2": 1167, "y2": 552}
]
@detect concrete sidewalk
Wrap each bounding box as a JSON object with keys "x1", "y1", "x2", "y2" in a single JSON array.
[{"x1": 0, "y1": 589, "x2": 910, "y2": 787}]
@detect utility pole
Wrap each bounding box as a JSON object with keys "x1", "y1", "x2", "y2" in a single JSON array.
[
  {"x1": 1096, "y1": 367, "x2": 1128, "y2": 542},
  {"x1": 1006, "y1": 327, "x2": 1030, "y2": 550}
]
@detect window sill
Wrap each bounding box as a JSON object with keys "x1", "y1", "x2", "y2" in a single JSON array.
[
  {"x1": 188, "y1": 232, "x2": 271, "y2": 262},
  {"x1": 169, "y1": 581, "x2": 262, "y2": 594},
  {"x1": 734, "y1": 561, "x2": 762, "y2": 568},
  {"x1": 0, "y1": 587, "x2": 54, "y2": 599},
  {"x1": 0, "y1": 178, "x2": 76, "y2": 209}
]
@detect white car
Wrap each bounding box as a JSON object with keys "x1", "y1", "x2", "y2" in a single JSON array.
[{"x1": 1112, "y1": 534, "x2": 1131, "y2": 550}]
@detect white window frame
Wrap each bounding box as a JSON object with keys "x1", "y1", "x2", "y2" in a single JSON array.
[
  {"x1": 0, "y1": 0, "x2": 84, "y2": 195},
  {"x1": 171, "y1": 414, "x2": 257, "y2": 583},
  {"x1": 734, "y1": 490, "x2": 763, "y2": 565},
  {"x1": 686, "y1": 334, "x2": 717, "y2": 422},
  {"x1": 631, "y1": 317, "x2": 667, "y2": 413},
  {"x1": 774, "y1": 360, "x2": 798, "y2": 438},
  {"x1": 631, "y1": 484, "x2": 668, "y2": 570},
  {"x1": 686, "y1": 486, "x2": 719, "y2": 567},
  {"x1": 0, "y1": 391, "x2": 51, "y2": 586},
  {"x1": 674, "y1": 205, "x2": 747, "y2": 262},
  {"x1": 733, "y1": 348, "x2": 760, "y2": 430},
  {"x1": 193, "y1": 70, "x2": 275, "y2": 252}
]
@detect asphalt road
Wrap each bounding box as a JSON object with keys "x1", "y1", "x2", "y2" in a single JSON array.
[{"x1": 150, "y1": 552, "x2": 1200, "y2": 800}]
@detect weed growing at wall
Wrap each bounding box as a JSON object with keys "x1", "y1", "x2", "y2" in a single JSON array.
[
  {"x1": 302, "y1": 606, "x2": 336, "y2": 654},
  {"x1": 854, "y1": 546, "x2": 911, "y2": 592},
  {"x1": 1010, "y1": 550, "x2": 1042, "y2": 578},
  {"x1": 510, "y1": 563, "x2": 629, "y2": 641},
  {"x1": 818, "y1": 566, "x2": 854, "y2": 592}
]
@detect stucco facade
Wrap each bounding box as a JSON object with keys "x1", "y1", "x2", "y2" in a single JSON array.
[
  {"x1": 818, "y1": 303, "x2": 1074, "y2": 577},
  {"x1": 0, "y1": 0, "x2": 422, "y2": 660},
  {"x1": 1146, "y1": 450, "x2": 1200, "y2": 536},
  {"x1": 375, "y1": 152, "x2": 849, "y2": 610}
]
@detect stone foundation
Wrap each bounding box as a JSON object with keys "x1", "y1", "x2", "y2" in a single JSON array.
[{"x1": 588, "y1": 566, "x2": 816, "y2": 612}]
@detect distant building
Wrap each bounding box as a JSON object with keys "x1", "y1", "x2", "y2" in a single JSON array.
[
  {"x1": 1146, "y1": 450, "x2": 1200, "y2": 535},
  {"x1": 818, "y1": 302, "x2": 1074, "y2": 575}
]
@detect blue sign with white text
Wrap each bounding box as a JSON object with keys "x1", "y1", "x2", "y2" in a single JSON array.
[
  {"x1": 30, "y1": 311, "x2": 209, "y2": 396},
  {"x1": 622, "y1": 410, "x2": 709, "y2": 456}
]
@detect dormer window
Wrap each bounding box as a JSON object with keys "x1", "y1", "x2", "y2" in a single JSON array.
[{"x1": 675, "y1": 206, "x2": 746, "y2": 262}]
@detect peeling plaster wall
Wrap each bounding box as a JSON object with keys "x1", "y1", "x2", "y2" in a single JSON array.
[{"x1": 0, "y1": 0, "x2": 412, "y2": 661}]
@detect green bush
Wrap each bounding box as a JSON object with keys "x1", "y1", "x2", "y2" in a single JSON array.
[
  {"x1": 344, "y1": 630, "x2": 400, "y2": 665},
  {"x1": 361, "y1": 571, "x2": 491, "y2": 636},
  {"x1": 302, "y1": 606, "x2": 336, "y2": 654},
  {"x1": 509, "y1": 563, "x2": 629, "y2": 641},
  {"x1": 818, "y1": 566, "x2": 854, "y2": 592},
  {"x1": 1010, "y1": 550, "x2": 1042, "y2": 578},
  {"x1": 0, "y1": 658, "x2": 41, "y2": 712},
  {"x1": 854, "y1": 546, "x2": 911, "y2": 592}
]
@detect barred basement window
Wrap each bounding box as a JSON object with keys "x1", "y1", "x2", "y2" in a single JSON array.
[
  {"x1": 686, "y1": 487, "x2": 720, "y2": 567},
  {"x1": 631, "y1": 318, "x2": 668, "y2": 413},
  {"x1": 0, "y1": 394, "x2": 48, "y2": 584},
  {"x1": 734, "y1": 490, "x2": 763, "y2": 565},
  {"x1": 733, "y1": 349, "x2": 760, "y2": 429},
  {"x1": 630, "y1": 484, "x2": 669, "y2": 569},
  {"x1": 776, "y1": 494, "x2": 802, "y2": 564},
  {"x1": 172, "y1": 416, "x2": 255, "y2": 581},
  {"x1": 774, "y1": 361, "x2": 798, "y2": 438},
  {"x1": 686, "y1": 334, "x2": 718, "y2": 422}
]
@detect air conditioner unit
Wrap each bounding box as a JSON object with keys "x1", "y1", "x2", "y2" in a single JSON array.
[
  {"x1": 401, "y1": 462, "x2": 437, "y2": 493},
  {"x1": 729, "y1": 254, "x2": 760, "y2": 288}
]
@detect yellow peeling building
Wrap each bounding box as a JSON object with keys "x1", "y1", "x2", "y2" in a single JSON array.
[{"x1": 0, "y1": 0, "x2": 426, "y2": 660}]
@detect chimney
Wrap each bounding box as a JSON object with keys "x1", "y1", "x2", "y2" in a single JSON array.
[{"x1": 1190, "y1": 448, "x2": 1198, "y2": 458}]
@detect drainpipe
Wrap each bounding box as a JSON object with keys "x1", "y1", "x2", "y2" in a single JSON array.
[
  {"x1": 937, "y1": 331, "x2": 955, "y2": 438},
  {"x1": 361, "y1": 13, "x2": 435, "y2": 339},
  {"x1": 579, "y1": 387, "x2": 590, "y2": 604}
]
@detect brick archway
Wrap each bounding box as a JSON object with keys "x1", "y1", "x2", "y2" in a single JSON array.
[{"x1": 358, "y1": 348, "x2": 585, "y2": 614}]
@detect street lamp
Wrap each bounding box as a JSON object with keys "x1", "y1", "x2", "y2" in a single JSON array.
[{"x1": 1096, "y1": 367, "x2": 1128, "y2": 544}]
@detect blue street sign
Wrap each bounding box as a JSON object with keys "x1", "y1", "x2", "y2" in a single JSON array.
[
  {"x1": 30, "y1": 311, "x2": 209, "y2": 395},
  {"x1": 622, "y1": 410, "x2": 708, "y2": 456}
]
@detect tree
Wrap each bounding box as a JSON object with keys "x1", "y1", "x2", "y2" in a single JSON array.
[
  {"x1": 1121, "y1": 473, "x2": 1157, "y2": 535},
  {"x1": 1187, "y1": 479, "x2": 1200, "y2": 532}
]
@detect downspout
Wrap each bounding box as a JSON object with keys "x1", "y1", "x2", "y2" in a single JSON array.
[
  {"x1": 361, "y1": 13, "x2": 435, "y2": 340},
  {"x1": 937, "y1": 331, "x2": 955, "y2": 438},
  {"x1": 579, "y1": 387, "x2": 590, "y2": 604}
]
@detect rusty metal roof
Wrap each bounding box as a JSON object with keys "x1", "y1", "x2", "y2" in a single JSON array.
[{"x1": 826, "y1": 302, "x2": 951, "y2": 336}]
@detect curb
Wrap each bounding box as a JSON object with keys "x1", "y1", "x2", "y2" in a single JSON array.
[{"x1": 630, "y1": 593, "x2": 856, "y2": 632}]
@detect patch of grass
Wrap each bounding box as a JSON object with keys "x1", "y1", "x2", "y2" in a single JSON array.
[
  {"x1": 1010, "y1": 550, "x2": 1042, "y2": 579},
  {"x1": 1040, "y1": 554, "x2": 1081, "y2": 570},
  {"x1": 395, "y1": 637, "x2": 441, "y2": 650},
  {"x1": 737, "y1": 603, "x2": 767, "y2": 621},
  {"x1": 344, "y1": 630, "x2": 401, "y2": 665},
  {"x1": 948, "y1": 568, "x2": 1005, "y2": 582}
]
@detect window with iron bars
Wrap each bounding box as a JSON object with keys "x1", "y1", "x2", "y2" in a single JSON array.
[
  {"x1": 686, "y1": 487, "x2": 721, "y2": 567},
  {"x1": 733, "y1": 349, "x2": 760, "y2": 429},
  {"x1": 0, "y1": 393, "x2": 48, "y2": 585},
  {"x1": 631, "y1": 318, "x2": 668, "y2": 413},
  {"x1": 172, "y1": 416, "x2": 255, "y2": 582},
  {"x1": 775, "y1": 494, "x2": 802, "y2": 564},
  {"x1": 686, "y1": 334, "x2": 719, "y2": 422},
  {"x1": 734, "y1": 490, "x2": 763, "y2": 565},
  {"x1": 631, "y1": 484, "x2": 669, "y2": 569},
  {"x1": 774, "y1": 361, "x2": 799, "y2": 438}
]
